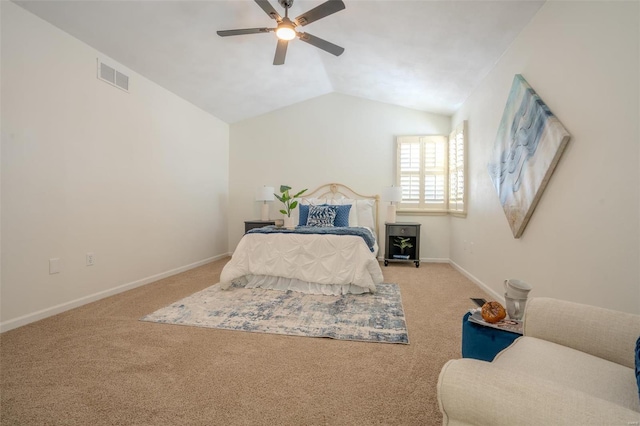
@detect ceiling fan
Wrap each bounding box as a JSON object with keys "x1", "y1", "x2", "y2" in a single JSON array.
[{"x1": 217, "y1": 0, "x2": 346, "y2": 65}]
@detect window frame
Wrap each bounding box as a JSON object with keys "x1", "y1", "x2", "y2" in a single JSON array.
[{"x1": 395, "y1": 122, "x2": 467, "y2": 216}]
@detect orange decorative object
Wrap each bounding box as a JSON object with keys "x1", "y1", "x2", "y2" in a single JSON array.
[{"x1": 481, "y1": 301, "x2": 506, "y2": 323}]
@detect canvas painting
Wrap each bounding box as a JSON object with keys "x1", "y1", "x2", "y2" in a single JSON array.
[{"x1": 487, "y1": 74, "x2": 570, "y2": 238}]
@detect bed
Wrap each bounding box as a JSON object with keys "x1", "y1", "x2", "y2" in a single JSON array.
[{"x1": 220, "y1": 183, "x2": 384, "y2": 295}]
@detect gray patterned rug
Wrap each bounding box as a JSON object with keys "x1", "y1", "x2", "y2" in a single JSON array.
[{"x1": 141, "y1": 282, "x2": 409, "y2": 344}]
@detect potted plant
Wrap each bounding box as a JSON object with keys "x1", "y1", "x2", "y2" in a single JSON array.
[
  {"x1": 274, "y1": 185, "x2": 307, "y2": 229},
  {"x1": 393, "y1": 236, "x2": 413, "y2": 259}
]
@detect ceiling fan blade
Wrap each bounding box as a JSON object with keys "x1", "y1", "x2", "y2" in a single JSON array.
[
  {"x1": 273, "y1": 39, "x2": 288, "y2": 65},
  {"x1": 294, "y1": 0, "x2": 345, "y2": 27},
  {"x1": 298, "y1": 32, "x2": 344, "y2": 56},
  {"x1": 254, "y1": 0, "x2": 282, "y2": 21},
  {"x1": 217, "y1": 28, "x2": 272, "y2": 37}
]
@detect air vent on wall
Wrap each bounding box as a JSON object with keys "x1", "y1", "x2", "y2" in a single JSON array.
[{"x1": 97, "y1": 59, "x2": 129, "y2": 92}]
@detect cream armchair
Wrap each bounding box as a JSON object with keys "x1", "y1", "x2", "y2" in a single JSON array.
[{"x1": 437, "y1": 297, "x2": 640, "y2": 425}]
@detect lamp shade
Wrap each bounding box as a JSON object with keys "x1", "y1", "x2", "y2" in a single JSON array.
[
  {"x1": 256, "y1": 186, "x2": 275, "y2": 202},
  {"x1": 382, "y1": 186, "x2": 403, "y2": 203}
]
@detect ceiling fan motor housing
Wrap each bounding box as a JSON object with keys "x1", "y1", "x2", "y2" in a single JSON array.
[{"x1": 278, "y1": 0, "x2": 294, "y2": 10}]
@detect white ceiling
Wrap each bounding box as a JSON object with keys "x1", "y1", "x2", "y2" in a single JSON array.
[{"x1": 14, "y1": 0, "x2": 544, "y2": 123}]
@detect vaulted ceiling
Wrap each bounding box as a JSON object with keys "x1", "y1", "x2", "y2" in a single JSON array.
[{"x1": 15, "y1": 0, "x2": 544, "y2": 123}]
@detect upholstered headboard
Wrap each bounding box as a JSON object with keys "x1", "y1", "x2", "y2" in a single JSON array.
[{"x1": 302, "y1": 183, "x2": 380, "y2": 237}]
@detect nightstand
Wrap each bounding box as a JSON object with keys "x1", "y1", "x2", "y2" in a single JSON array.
[
  {"x1": 244, "y1": 220, "x2": 276, "y2": 233},
  {"x1": 384, "y1": 222, "x2": 421, "y2": 267}
]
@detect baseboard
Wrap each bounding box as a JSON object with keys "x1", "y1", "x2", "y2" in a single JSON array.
[
  {"x1": 0, "y1": 254, "x2": 228, "y2": 333},
  {"x1": 377, "y1": 257, "x2": 449, "y2": 263},
  {"x1": 448, "y1": 259, "x2": 503, "y2": 302},
  {"x1": 423, "y1": 257, "x2": 450, "y2": 263}
]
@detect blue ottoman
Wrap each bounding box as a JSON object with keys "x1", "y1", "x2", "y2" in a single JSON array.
[{"x1": 461, "y1": 312, "x2": 520, "y2": 361}]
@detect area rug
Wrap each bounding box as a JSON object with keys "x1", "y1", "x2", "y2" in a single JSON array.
[{"x1": 140, "y1": 283, "x2": 409, "y2": 344}]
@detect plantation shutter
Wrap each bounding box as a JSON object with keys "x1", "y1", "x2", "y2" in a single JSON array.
[
  {"x1": 448, "y1": 121, "x2": 467, "y2": 215},
  {"x1": 398, "y1": 137, "x2": 421, "y2": 205},
  {"x1": 397, "y1": 135, "x2": 447, "y2": 210},
  {"x1": 423, "y1": 137, "x2": 446, "y2": 208}
]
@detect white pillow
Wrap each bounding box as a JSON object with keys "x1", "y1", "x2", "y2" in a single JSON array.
[
  {"x1": 301, "y1": 197, "x2": 374, "y2": 229},
  {"x1": 356, "y1": 199, "x2": 376, "y2": 230},
  {"x1": 301, "y1": 198, "x2": 326, "y2": 206}
]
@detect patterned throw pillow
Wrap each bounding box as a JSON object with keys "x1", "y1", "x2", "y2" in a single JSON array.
[
  {"x1": 306, "y1": 205, "x2": 337, "y2": 227},
  {"x1": 299, "y1": 203, "x2": 351, "y2": 226}
]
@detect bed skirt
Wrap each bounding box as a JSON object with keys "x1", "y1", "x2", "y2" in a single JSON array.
[{"x1": 234, "y1": 275, "x2": 373, "y2": 296}]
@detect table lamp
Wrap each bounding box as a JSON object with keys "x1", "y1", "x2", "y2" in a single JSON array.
[
  {"x1": 256, "y1": 186, "x2": 275, "y2": 221},
  {"x1": 382, "y1": 186, "x2": 403, "y2": 223}
]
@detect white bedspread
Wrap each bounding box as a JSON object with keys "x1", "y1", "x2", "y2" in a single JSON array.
[{"x1": 220, "y1": 233, "x2": 384, "y2": 294}]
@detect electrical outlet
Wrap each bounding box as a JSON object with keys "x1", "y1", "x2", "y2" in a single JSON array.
[
  {"x1": 86, "y1": 252, "x2": 95, "y2": 266},
  {"x1": 469, "y1": 242, "x2": 475, "y2": 255},
  {"x1": 49, "y1": 258, "x2": 60, "y2": 274}
]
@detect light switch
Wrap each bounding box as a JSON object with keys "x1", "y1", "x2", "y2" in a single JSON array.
[{"x1": 49, "y1": 258, "x2": 60, "y2": 274}]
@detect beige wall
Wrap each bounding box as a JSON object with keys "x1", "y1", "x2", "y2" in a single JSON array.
[
  {"x1": 1, "y1": 2, "x2": 230, "y2": 330},
  {"x1": 229, "y1": 93, "x2": 452, "y2": 261},
  {"x1": 450, "y1": 1, "x2": 640, "y2": 313},
  {"x1": 4, "y1": 0, "x2": 637, "y2": 333}
]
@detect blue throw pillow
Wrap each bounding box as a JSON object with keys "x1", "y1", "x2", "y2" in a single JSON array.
[
  {"x1": 333, "y1": 204, "x2": 351, "y2": 227},
  {"x1": 299, "y1": 204, "x2": 351, "y2": 226},
  {"x1": 298, "y1": 204, "x2": 311, "y2": 226},
  {"x1": 306, "y1": 205, "x2": 337, "y2": 227},
  {"x1": 636, "y1": 336, "x2": 640, "y2": 402}
]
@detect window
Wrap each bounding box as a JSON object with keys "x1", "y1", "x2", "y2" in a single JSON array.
[
  {"x1": 395, "y1": 121, "x2": 467, "y2": 215},
  {"x1": 397, "y1": 135, "x2": 447, "y2": 210}
]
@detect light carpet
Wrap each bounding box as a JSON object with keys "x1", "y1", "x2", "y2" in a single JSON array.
[
  {"x1": 141, "y1": 282, "x2": 409, "y2": 344},
  {"x1": 1, "y1": 260, "x2": 490, "y2": 425}
]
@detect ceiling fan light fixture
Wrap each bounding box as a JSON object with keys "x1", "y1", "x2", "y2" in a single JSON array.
[
  {"x1": 217, "y1": 0, "x2": 346, "y2": 65},
  {"x1": 276, "y1": 23, "x2": 296, "y2": 40}
]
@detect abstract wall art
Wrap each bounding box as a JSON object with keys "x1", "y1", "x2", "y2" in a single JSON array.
[{"x1": 487, "y1": 74, "x2": 570, "y2": 238}]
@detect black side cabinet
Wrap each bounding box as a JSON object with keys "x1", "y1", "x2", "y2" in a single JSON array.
[
  {"x1": 384, "y1": 222, "x2": 421, "y2": 268},
  {"x1": 244, "y1": 220, "x2": 276, "y2": 233}
]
